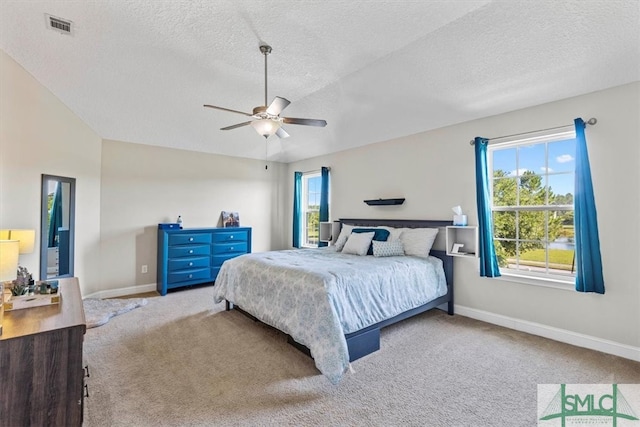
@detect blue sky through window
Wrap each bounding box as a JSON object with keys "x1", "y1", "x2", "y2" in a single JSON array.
[
  {"x1": 307, "y1": 175, "x2": 321, "y2": 207},
  {"x1": 492, "y1": 138, "x2": 575, "y2": 196}
]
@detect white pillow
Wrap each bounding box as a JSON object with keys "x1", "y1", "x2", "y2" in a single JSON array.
[
  {"x1": 372, "y1": 240, "x2": 405, "y2": 257},
  {"x1": 387, "y1": 227, "x2": 404, "y2": 241},
  {"x1": 399, "y1": 228, "x2": 439, "y2": 258},
  {"x1": 333, "y1": 224, "x2": 354, "y2": 251},
  {"x1": 341, "y1": 232, "x2": 375, "y2": 256}
]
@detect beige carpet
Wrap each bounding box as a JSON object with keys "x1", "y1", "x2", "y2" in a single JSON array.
[{"x1": 83, "y1": 286, "x2": 640, "y2": 426}]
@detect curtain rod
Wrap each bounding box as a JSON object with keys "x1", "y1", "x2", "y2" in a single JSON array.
[
  {"x1": 469, "y1": 117, "x2": 597, "y2": 145},
  {"x1": 300, "y1": 167, "x2": 331, "y2": 174}
]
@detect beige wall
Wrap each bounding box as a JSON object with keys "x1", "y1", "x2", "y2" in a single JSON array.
[
  {"x1": 0, "y1": 50, "x2": 102, "y2": 295},
  {"x1": 98, "y1": 140, "x2": 288, "y2": 295},
  {"x1": 288, "y1": 82, "x2": 640, "y2": 348}
]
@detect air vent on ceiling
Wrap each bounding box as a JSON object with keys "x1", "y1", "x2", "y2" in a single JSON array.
[{"x1": 45, "y1": 14, "x2": 73, "y2": 35}]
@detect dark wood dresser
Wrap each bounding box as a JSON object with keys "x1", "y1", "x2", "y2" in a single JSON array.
[{"x1": 0, "y1": 277, "x2": 86, "y2": 426}]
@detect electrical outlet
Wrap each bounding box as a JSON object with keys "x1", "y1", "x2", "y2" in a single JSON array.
[{"x1": 141, "y1": 265, "x2": 148, "y2": 274}]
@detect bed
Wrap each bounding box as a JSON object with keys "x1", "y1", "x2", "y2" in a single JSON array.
[{"x1": 212, "y1": 218, "x2": 454, "y2": 384}]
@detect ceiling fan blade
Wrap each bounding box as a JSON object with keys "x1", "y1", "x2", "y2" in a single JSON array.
[
  {"x1": 276, "y1": 127, "x2": 290, "y2": 139},
  {"x1": 266, "y1": 96, "x2": 291, "y2": 116},
  {"x1": 221, "y1": 121, "x2": 252, "y2": 131},
  {"x1": 204, "y1": 104, "x2": 252, "y2": 117},
  {"x1": 282, "y1": 117, "x2": 327, "y2": 127}
]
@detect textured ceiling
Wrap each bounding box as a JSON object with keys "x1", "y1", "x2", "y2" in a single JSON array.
[{"x1": 1, "y1": 1, "x2": 639, "y2": 163}]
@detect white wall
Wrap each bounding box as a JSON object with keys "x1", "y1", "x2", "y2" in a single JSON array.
[
  {"x1": 288, "y1": 82, "x2": 640, "y2": 349},
  {"x1": 98, "y1": 139, "x2": 287, "y2": 295},
  {"x1": 0, "y1": 49, "x2": 102, "y2": 295}
]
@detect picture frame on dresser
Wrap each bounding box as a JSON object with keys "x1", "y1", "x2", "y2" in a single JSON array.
[{"x1": 221, "y1": 211, "x2": 240, "y2": 227}]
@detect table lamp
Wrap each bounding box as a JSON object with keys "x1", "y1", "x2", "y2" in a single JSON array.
[
  {"x1": 0, "y1": 229, "x2": 35, "y2": 280},
  {"x1": 0, "y1": 240, "x2": 20, "y2": 336},
  {"x1": 0, "y1": 229, "x2": 35, "y2": 255}
]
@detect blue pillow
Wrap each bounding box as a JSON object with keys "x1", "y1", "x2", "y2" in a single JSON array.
[{"x1": 352, "y1": 228, "x2": 390, "y2": 255}]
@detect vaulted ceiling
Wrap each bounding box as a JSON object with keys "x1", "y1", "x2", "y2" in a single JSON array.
[{"x1": 1, "y1": 1, "x2": 638, "y2": 163}]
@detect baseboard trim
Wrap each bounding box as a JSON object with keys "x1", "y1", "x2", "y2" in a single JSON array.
[
  {"x1": 83, "y1": 283, "x2": 157, "y2": 299},
  {"x1": 455, "y1": 305, "x2": 640, "y2": 363}
]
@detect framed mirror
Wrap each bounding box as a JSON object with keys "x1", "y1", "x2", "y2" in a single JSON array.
[{"x1": 40, "y1": 174, "x2": 76, "y2": 280}]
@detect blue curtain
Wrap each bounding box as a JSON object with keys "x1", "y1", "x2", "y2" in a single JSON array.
[
  {"x1": 48, "y1": 182, "x2": 63, "y2": 248},
  {"x1": 474, "y1": 137, "x2": 501, "y2": 277},
  {"x1": 318, "y1": 167, "x2": 330, "y2": 247},
  {"x1": 574, "y1": 118, "x2": 604, "y2": 294},
  {"x1": 292, "y1": 171, "x2": 302, "y2": 248}
]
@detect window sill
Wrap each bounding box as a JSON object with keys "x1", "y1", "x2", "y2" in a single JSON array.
[{"x1": 494, "y1": 272, "x2": 574, "y2": 292}]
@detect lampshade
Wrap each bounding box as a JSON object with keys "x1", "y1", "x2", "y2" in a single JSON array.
[
  {"x1": 0, "y1": 240, "x2": 20, "y2": 282},
  {"x1": 1, "y1": 229, "x2": 36, "y2": 254},
  {"x1": 251, "y1": 119, "x2": 281, "y2": 138}
]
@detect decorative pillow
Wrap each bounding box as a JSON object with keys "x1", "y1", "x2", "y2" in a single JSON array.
[
  {"x1": 387, "y1": 227, "x2": 404, "y2": 242},
  {"x1": 333, "y1": 225, "x2": 354, "y2": 251},
  {"x1": 341, "y1": 232, "x2": 375, "y2": 256},
  {"x1": 352, "y1": 228, "x2": 391, "y2": 255},
  {"x1": 372, "y1": 240, "x2": 405, "y2": 257},
  {"x1": 399, "y1": 228, "x2": 439, "y2": 258}
]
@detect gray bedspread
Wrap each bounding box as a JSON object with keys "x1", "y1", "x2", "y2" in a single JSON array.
[{"x1": 212, "y1": 247, "x2": 447, "y2": 384}]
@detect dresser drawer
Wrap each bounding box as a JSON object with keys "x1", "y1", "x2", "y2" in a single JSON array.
[
  {"x1": 212, "y1": 242, "x2": 247, "y2": 255},
  {"x1": 168, "y1": 244, "x2": 211, "y2": 258},
  {"x1": 212, "y1": 230, "x2": 248, "y2": 243},
  {"x1": 169, "y1": 233, "x2": 212, "y2": 246},
  {"x1": 167, "y1": 268, "x2": 211, "y2": 284},
  {"x1": 168, "y1": 256, "x2": 210, "y2": 272}
]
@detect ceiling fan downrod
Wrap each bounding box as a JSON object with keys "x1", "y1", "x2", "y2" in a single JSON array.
[{"x1": 260, "y1": 44, "x2": 272, "y2": 107}]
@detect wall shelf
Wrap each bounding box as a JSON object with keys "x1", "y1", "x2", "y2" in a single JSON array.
[
  {"x1": 445, "y1": 226, "x2": 479, "y2": 258},
  {"x1": 364, "y1": 198, "x2": 405, "y2": 206}
]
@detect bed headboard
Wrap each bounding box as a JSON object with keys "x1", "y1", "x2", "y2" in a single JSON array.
[
  {"x1": 339, "y1": 218, "x2": 452, "y2": 228},
  {"x1": 338, "y1": 218, "x2": 454, "y2": 295}
]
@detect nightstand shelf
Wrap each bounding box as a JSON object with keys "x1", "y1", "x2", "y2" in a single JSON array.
[{"x1": 445, "y1": 226, "x2": 479, "y2": 258}]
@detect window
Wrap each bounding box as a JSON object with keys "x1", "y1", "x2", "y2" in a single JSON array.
[
  {"x1": 489, "y1": 131, "x2": 576, "y2": 282},
  {"x1": 302, "y1": 172, "x2": 321, "y2": 247}
]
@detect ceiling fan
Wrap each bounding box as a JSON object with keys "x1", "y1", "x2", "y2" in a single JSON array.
[{"x1": 204, "y1": 44, "x2": 327, "y2": 139}]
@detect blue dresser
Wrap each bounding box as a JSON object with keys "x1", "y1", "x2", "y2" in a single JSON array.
[{"x1": 157, "y1": 226, "x2": 252, "y2": 296}]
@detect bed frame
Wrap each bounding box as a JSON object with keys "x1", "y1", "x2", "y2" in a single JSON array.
[{"x1": 226, "y1": 218, "x2": 454, "y2": 363}]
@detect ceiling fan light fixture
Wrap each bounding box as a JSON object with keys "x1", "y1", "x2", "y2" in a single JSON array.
[
  {"x1": 204, "y1": 44, "x2": 326, "y2": 139},
  {"x1": 251, "y1": 118, "x2": 281, "y2": 138}
]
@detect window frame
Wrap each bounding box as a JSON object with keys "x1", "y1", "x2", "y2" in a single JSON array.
[
  {"x1": 301, "y1": 171, "x2": 322, "y2": 248},
  {"x1": 488, "y1": 130, "x2": 577, "y2": 286}
]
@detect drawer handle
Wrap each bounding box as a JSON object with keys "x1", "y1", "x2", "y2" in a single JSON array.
[
  {"x1": 84, "y1": 365, "x2": 90, "y2": 378},
  {"x1": 230, "y1": 235, "x2": 234, "y2": 239},
  {"x1": 189, "y1": 237, "x2": 194, "y2": 242},
  {"x1": 189, "y1": 262, "x2": 193, "y2": 266},
  {"x1": 189, "y1": 274, "x2": 193, "y2": 279},
  {"x1": 189, "y1": 250, "x2": 193, "y2": 254},
  {"x1": 84, "y1": 384, "x2": 90, "y2": 398},
  {"x1": 230, "y1": 247, "x2": 234, "y2": 251}
]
